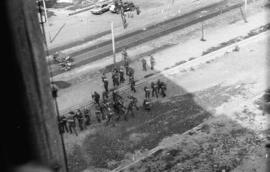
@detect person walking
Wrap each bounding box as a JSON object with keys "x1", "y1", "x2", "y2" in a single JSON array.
[
  {"x1": 144, "y1": 86, "x2": 150, "y2": 99},
  {"x1": 150, "y1": 55, "x2": 155, "y2": 70},
  {"x1": 102, "y1": 73, "x2": 109, "y2": 92},
  {"x1": 130, "y1": 77, "x2": 136, "y2": 93},
  {"x1": 141, "y1": 58, "x2": 147, "y2": 71},
  {"x1": 151, "y1": 81, "x2": 158, "y2": 98}
]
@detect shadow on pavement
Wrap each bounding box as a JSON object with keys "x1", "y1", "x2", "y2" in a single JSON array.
[
  {"x1": 64, "y1": 59, "x2": 269, "y2": 172},
  {"x1": 52, "y1": 80, "x2": 71, "y2": 89}
]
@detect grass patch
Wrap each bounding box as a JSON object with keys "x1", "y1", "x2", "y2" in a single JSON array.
[{"x1": 67, "y1": 145, "x2": 88, "y2": 172}]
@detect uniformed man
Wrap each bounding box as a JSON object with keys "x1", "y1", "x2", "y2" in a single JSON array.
[
  {"x1": 141, "y1": 58, "x2": 147, "y2": 71},
  {"x1": 58, "y1": 115, "x2": 68, "y2": 134},
  {"x1": 157, "y1": 79, "x2": 162, "y2": 94},
  {"x1": 160, "y1": 81, "x2": 167, "y2": 97},
  {"x1": 125, "y1": 96, "x2": 139, "y2": 119},
  {"x1": 102, "y1": 91, "x2": 109, "y2": 103},
  {"x1": 125, "y1": 101, "x2": 134, "y2": 120},
  {"x1": 95, "y1": 104, "x2": 102, "y2": 123},
  {"x1": 128, "y1": 95, "x2": 139, "y2": 110},
  {"x1": 112, "y1": 90, "x2": 122, "y2": 103},
  {"x1": 67, "y1": 111, "x2": 78, "y2": 136},
  {"x1": 128, "y1": 67, "x2": 135, "y2": 84},
  {"x1": 100, "y1": 103, "x2": 106, "y2": 120},
  {"x1": 144, "y1": 86, "x2": 151, "y2": 99},
  {"x1": 102, "y1": 73, "x2": 109, "y2": 92},
  {"x1": 130, "y1": 77, "x2": 136, "y2": 93},
  {"x1": 150, "y1": 56, "x2": 155, "y2": 70},
  {"x1": 113, "y1": 100, "x2": 126, "y2": 121},
  {"x1": 143, "y1": 98, "x2": 151, "y2": 111},
  {"x1": 105, "y1": 106, "x2": 115, "y2": 126},
  {"x1": 83, "y1": 107, "x2": 91, "y2": 126},
  {"x1": 119, "y1": 66, "x2": 125, "y2": 83},
  {"x1": 93, "y1": 91, "x2": 100, "y2": 105},
  {"x1": 122, "y1": 48, "x2": 128, "y2": 61},
  {"x1": 112, "y1": 72, "x2": 120, "y2": 87},
  {"x1": 75, "y1": 109, "x2": 84, "y2": 131},
  {"x1": 151, "y1": 81, "x2": 158, "y2": 98},
  {"x1": 51, "y1": 83, "x2": 58, "y2": 98},
  {"x1": 124, "y1": 59, "x2": 129, "y2": 75}
]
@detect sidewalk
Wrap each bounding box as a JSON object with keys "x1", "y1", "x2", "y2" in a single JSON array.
[{"x1": 56, "y1": 8, "x2": 270, "y2": 113}]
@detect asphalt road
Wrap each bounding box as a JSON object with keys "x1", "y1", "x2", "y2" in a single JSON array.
[{"x1": 50, "y1": 1, "x2": 243, "y2": 76}]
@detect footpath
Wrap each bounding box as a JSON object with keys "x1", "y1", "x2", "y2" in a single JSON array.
[{"x1": 56, "y1": 8, "x2": 270, "y2": 114}]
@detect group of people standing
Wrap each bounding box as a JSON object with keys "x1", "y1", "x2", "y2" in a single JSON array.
[
  {"x1": 57, "y1": 48, "x2": 167, "y2": 135},
  {"x1": 58, "y1": 108, "x2": 91, "y2": 136}
]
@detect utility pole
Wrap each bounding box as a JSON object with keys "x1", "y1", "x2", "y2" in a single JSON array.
[
  {"x1": 42, "y1": 0, "x2": 48, "y2": 22},
  {"x1": 111, "y1": 22, "x2": 116, "y2": 66},
  {"x1": 200, "y1": 22, "x2": 206, "y2": 41},
  {"x1": 199, "y1": 11, "x2": 207, "y2": 41},
  {"x1": 244, "y1": 0, "x2": 248, "y2": 22}
]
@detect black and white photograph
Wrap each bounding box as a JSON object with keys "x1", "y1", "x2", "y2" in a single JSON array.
[{"x1": 1, "y1": 0, "x2": 270, "y2": 172}]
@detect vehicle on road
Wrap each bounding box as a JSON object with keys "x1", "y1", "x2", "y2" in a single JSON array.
[
  {"x1": 90, "y1": 3, "x2": 111, "y2": 15},
  {"x1": 109, "y1": 2, "x2": 136, "y2": 14},
  {"x1": 53, "y1": 51, "x2": 73, "y2": 71}
]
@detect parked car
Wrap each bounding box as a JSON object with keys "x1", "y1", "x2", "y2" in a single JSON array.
[
  {"x1": 109, "y1": 2, "x2": 136, "y2": 14},
  {"x1": 90, "y1": 3, "x2": 111, "y2": 15}
]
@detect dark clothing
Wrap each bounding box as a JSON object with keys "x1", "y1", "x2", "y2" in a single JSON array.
[
  {"x1": 157, "y1": 80, "x2": 162, "y2": 93},
  {"x1": 75, "y1": 110, "x2": 84, "y2": 131},
  {"x1": 128, "y1": 67, "x2": 134, "y2": 78},
  {"x1": 100, "y1": 103, "x2": 106, "y2": 120},
  {"x1": 102, "y1": 91, "x2": 109, "y2": 102},
  {"x1": 130, "y1": 78, "x2": 136, "y2": 93},
  {"x1": 160, "y1": 82, "x2": 167, "y2": 97},
  {"x1": 122, "y1": 50, "x2": 128, "y2": 61},
  {"x1": 95, "y1": 110, "x2": 102, "y2": 123},
  {"x1": 102, "y1": 76, "x2": 109, "y2": 92},
  {"x1": 67, "y1": 116, "x2": 78, "y2": 136},
  {"x1": 141, "y1": 59, "x2": 147, "y2": 71},
  {"x1": 143, "y1": 99, "x2": 151, "y2": 111},
  {"x1": 151, "y1": 82, "x2": 158, "y2": 98},
  {"x1": 124, "y1": 60, "x2": 129, "y2": 75},
  {"x1": 144, "y1": 87, "x2": 151, "y2": 99},
  {"x1": 112, "y1": 91, "x2": 122, "y2": 103},
  {"x1": 93, "y1": 92, "x2": 100, "y2": 105},
  {"x1": 150, "y1": 56, "x2": 155, "y2": 70},
  {"x1": 112, "y1": 73, "x2": 120, "y2": 87},
  {"x1": 125, "y1": 102, "x2": 135, "y2": 120},
  {"x1": 58, "y1": 116, "x2": 68, "y2": 134},
  {"x1": 51, "y1": 85, "x2": 58, "y2": 98},
  {"x1": 119, "y1": 68, "x2": 125, "y2": 83},
  {"x1": 83, "y1": 108, "x2": 91, "y2": 126},
  {"x1": 105, "y1": 107, "x2": 115, "y2": 126}
]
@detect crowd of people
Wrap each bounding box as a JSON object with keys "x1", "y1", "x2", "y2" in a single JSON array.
[{"x1": 57, "y1": 48, "x2": 167, "y2": 135}]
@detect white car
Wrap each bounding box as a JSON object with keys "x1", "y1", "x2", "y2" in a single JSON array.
[{"x1": 90, "y1": 3, "x2": 111, "y2": 15}]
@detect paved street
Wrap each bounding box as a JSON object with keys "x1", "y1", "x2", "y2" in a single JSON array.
[
  {"x1": 56, "y1": 8, "x2": 269, "y2": 114},
  {"x1": 49, "y1": 1, "x2": 242, "y2": 76}
]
